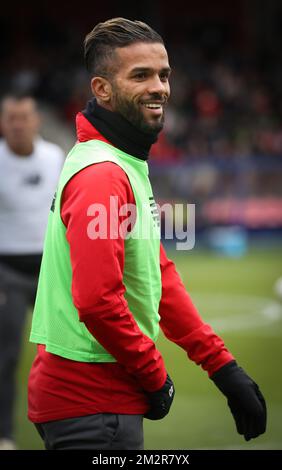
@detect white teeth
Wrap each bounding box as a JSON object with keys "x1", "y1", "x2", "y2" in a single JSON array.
[{"x1": 144, "y1": 104, "x2": 162, "y2": 109}]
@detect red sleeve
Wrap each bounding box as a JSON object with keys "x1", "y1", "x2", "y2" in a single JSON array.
[
  {"x1": 61, "y1": 162, "x2": 166, "y2": 392},
  {"x1": 159, "y1": 243, "x2": 234, "y2": 376}
]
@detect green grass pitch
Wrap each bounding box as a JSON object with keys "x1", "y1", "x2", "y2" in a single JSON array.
[{"x1": 15, "y1": 246, "x2": 282, "y2": 449}]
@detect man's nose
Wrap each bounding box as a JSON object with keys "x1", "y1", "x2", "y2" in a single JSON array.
[{"x1": 147, "y1": 75, "x2": 168, "y2": 95}]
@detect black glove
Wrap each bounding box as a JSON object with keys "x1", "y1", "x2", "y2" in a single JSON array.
[
  {"x1": 211, "y1": 360, "x2": 267, "y2": 441},
  {"x1": 144, "y1": 374, "x2": 175, "y2": 420}
]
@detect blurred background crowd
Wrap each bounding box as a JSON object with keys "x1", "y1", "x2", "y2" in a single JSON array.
[{"x1": 1, "y1": 0, "x2": 282, "y2": 239}]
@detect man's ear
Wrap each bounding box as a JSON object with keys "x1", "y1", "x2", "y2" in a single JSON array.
[{"x1": 91, "y1": 77, "x2": 112, "y2": 105}]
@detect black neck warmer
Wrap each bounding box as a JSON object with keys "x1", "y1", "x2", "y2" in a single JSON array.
[{"x1": 83, "y1": 98, "x2": 159, "y2": 161}]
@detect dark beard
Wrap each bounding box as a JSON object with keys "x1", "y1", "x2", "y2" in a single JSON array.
[{"x1": 112, "y1": 90, "x2": 164, "y2": 136}]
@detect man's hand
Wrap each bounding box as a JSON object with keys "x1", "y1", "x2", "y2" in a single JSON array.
[
  {"x1": 211, "y1": 361, "x2": 267, "y2": 441},
  {"x1": 144, "y1": 374, "x2": 175, "y2": 420}
]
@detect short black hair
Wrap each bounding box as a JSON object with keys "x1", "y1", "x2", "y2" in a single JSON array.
[
  {"x1": 0, "y1": 93, "x2": 38, "y2": 114},
  {"x1": 84, "y1": 17, "x2": 164, "y2": 78}
]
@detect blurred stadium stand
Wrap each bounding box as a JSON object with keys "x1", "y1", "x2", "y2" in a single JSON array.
[{"x1": 1, "y1": 0, "x2": 282, "y2": 239}]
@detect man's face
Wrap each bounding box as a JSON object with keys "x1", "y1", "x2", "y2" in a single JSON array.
[
  {"x1": 108, "y1": 42, "x2": 171, "y2": 135},
  {"x1": 0, "y1": 98, "x2": 40, "y2": 152}
]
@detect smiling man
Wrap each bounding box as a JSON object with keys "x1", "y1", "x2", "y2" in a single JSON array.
[
  {"x1": 28, "y1": 18, "x2": 266, "y2": 450},
  {"x1": 100, "y1": 41, "x2": 170, "y2": 133}
]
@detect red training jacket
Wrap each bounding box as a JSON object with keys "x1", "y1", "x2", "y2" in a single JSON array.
[{"x1": 28, "y1": 113, "x2": 233, "y2": 423}]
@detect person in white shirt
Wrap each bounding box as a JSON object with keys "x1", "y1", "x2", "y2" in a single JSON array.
[{"x1": 0, "y1": 94, "x2": 64, "y2": 450}]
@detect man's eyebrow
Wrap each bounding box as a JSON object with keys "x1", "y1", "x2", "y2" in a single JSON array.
[{"x1": 130, "y1": 66, "x2": 172, "y2": 74}]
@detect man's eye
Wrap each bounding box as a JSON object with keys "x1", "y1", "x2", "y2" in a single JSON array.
[
  {"x1": 160, "y1": 74, "x2": 169, "y2": 81},
  {"x1": 134, "y1": 73, "x2": 147, "y2": 79}
]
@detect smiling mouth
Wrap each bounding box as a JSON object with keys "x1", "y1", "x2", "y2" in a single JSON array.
[
  {"x1": 141, "y1": 102, "x2": 164, "y2": 116},
  {"x1": 142, "y1": 103, "x2": 162, "y2": 109}
]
